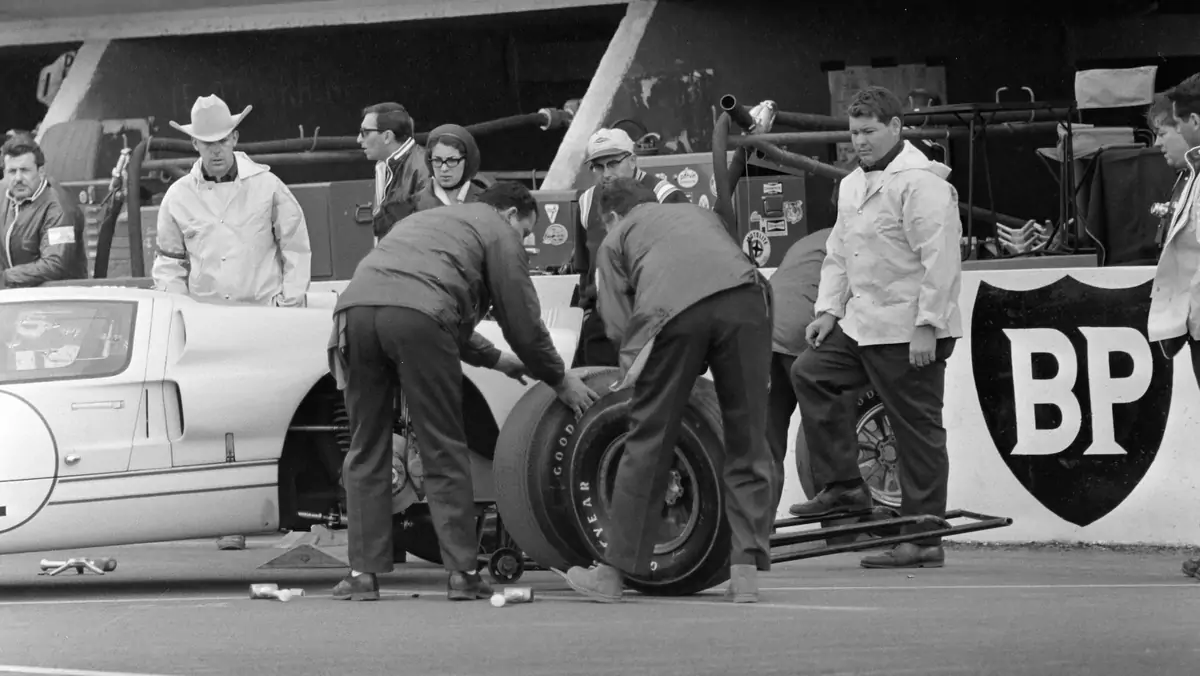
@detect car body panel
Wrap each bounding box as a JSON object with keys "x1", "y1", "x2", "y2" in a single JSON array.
[{"x1": 0, "y1": 283, "x2": 583, "y2": 556}]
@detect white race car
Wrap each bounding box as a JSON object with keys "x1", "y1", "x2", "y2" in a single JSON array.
[{"x1": 0, "y1": 280, "x2": 733, "y2": 596}]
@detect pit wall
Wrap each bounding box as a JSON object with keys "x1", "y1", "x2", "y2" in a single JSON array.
[{"x1": 311, "y1": 261, "x2": 1197, "y2": 546}]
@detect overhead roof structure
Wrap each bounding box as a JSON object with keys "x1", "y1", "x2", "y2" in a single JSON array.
[{"x1": 0, "y1": 0, "x2": 630, "y2": 46}]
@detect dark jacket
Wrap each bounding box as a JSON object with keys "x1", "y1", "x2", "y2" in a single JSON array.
[
  {"x1": 573, "y1": 168, "x2": 688, "y2": 310},
  {"x1": 594, "y1": 202, "x2": 763, "y2": 377},
  {"x1": 334, "y1": 202, "x2": 565, "y2": 386},
  {"x1": 768, "y1": 228, "x2": 830, "y2": 357},
  {"x1": 0, "y1": 178, "x2": 88, "y2": 288},
  {"x1": 371, "y1": 141, "x2": 431, "y2": 238}
]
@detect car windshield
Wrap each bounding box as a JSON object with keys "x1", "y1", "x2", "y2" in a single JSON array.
[{"x1": 0, "y1": 300, "x2": 136, "y2": 384}]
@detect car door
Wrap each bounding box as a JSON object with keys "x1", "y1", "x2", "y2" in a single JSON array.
[{"x1": 0, "y1": 296, "x2": 153, "y2": 482}]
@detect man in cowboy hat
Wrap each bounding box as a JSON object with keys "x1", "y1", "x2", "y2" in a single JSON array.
[
  {"x1": 151, "y1": 94, "x2": 313, "y2": 551},
  {"x1": 571, "y1": 127, "x2": 688, "y2": 368}
]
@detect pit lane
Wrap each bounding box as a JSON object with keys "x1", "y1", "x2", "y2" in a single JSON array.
[{"x1": 0, "y1": 537, "x2": 1196, "y2": 676}]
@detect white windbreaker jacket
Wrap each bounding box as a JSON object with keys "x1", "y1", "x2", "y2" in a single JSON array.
[
  {"x1": 152, "y1": 151, "x2": 311, "y2": 307},
  {"x1": 814, "y1": 140, "x2": 963, "y2": 346}
]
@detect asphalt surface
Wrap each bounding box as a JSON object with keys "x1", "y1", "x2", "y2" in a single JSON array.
[{"x1": 0, "y1": 536, "x2": 1197, "y2": 676}]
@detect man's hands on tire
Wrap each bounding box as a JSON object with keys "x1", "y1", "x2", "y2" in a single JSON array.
[
  {"x1": 494, "y1": 352, "x2": 532, "y2": 384},
  {"x1": 553, "y1": 372, "x2": 600, "y2": 418}
]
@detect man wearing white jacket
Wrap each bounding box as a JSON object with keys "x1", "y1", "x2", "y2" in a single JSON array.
[
  {"x1": 152, "y1": 94, "x2": 311, "y2": 309},
  {"x1": 789, "y1": 86, "x2": 963, "y2": 570},
  {"x1": 152, "y1": 94, "x2": 312, "y2": 550}
]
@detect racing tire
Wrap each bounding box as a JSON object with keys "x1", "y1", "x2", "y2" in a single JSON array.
[
  {"x1": 565, "y1": 374, "x2": 731, "y2": 597},
  {"x1": 492, "y1": 367, "x2": 616, "y2": 574},
  {"x1": 795, "y1": 389, "x2": 902, "y2": 508},
  {"x1": 794, "y1": 389, "x2": 903, "y2": 545}
]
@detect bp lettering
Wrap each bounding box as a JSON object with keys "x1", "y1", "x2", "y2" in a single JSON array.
[
  {"x1": 1005, "y1": 326, "x2": 1152, "y2": 457},
  {"x1": 971, "y1": 276, "x2": 1173, "y2": 526}
]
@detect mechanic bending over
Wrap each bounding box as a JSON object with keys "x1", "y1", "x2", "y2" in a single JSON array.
[
  {"x1": 328, "y1": 181, "x2": 598, "y2": 602},
  {"x1": 411, "y1": 124, "x2": 487, "y2": 210},
  {"x1": 0, "y1": 136, "x2": 88, "y2": 289},
  {"x1": 150, "y1": 95, "x2": 313, "y2": 551},
  {"x1": 359, "y1": 102, "x2": 430, "y2": 239},
  {"x1": 571, "y1": 128, "x2": 688, "y2": 368},
  {"x1": 791, "y1": 85, "x2": 962, "y2": 570},
  {"x1": 562, "y1": 177, "x2": 775, "y2": 604}
]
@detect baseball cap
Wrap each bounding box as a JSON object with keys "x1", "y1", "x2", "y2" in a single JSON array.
[{"x1": 585, "y1": 128, "x2": 635, "y2": 164}]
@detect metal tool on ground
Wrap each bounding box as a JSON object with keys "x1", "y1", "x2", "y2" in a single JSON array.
[
  {"x1": 250, "y1": 583, "x2": 305, "y2": 601},
  {"x1": 490, "y1": 586, "x2": 535, "y2": 607},
  {"x1": 38, "y1": 557, "x2": 118, "y2": 576}
]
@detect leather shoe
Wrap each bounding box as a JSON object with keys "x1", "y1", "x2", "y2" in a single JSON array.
[
  {"x1": 447, "y1": 571, "x2": 493, "y2": 601},
  {"x1": 860, "y1": 542, "x2": 945, "y2": 569},
  {"x1": 789, "y1": 482, "x2": 872, "y2": 518},
  {"x1": 331, "y1": 572, "x2": 380, "y2": 601}
]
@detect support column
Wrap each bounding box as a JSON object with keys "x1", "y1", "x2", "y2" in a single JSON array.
[
  {"x1": 542, "y1": 0, "x2": 658, "y2": 191},
  {"x1": 35, "y1": 40, "x2": 111, "y2": 143}
]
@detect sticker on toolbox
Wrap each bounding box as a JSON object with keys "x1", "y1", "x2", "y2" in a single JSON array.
[
  {"x1": 545, "y1": 203, "x2": 560, "y2": 223},
  {"x1": 709, "y1": 174, "x2": 717, "y2": 196},
  {"x1": 763, "y1": 219, "x2": 788, "y2": 237},
  {"x1": 542, "y1": 223, "x2": 569, "y2": 246},
  {"x1": 698, "y1": 194, "x2": 711, "y2": 210},
  {"x1": 676, "y1": 167, "x2": 699, "y2": 189},
  {"x1": 763, "y1": 182, "x2": 783, "y2": 195},
  {"x1": 783, "y1": 200, "x2": 804, "y2": 224},
  {"x1": 742, "y1": 230, "x2": 771, "y2": 267}
]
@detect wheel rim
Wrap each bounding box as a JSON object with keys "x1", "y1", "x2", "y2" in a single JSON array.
[
  {"x1": 596, "y1": 434, "x2": 701, "y2": 556},
  {"x1": 567, "y1": 397, "x2": 724, "y2": 589},
  {"x1": 856, "y1": 403, "x2": 901, "y2": 507}
]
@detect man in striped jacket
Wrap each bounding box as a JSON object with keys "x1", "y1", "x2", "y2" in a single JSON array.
[{"x1": 571, "y1": 128, "x2": 689, "y2": 367}]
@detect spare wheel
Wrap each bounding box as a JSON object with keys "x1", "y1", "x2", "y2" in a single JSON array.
[
  {"x1": 492, "y1": 367, "x2": 618, "y2": 573},
  {"x1": 567, "y1": 376, "x2": 731, "y2": 596}
]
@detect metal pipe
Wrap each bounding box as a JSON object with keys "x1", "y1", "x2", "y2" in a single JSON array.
[
  {"x1": 143, "y1": 150, "x2": 366, "y2": 172},
  {"x1": 740, "y1": 137, "x2": 1031, "y2": 229},
  {"x1": 720, "y1": 95, "x2": 847, "y2": 131},
  {"x1": 710, "y1": 112, "x2": 737, "y2": 231},
  {"x1": 721, "y1": 93, "x2": 1075, "y2": 130},
  {"x1": 731, "y1": 121, "x2": 1059, "y2": 148},
  {"x1": 113, "y1": 109, "x2": 573, "y2": 279}
]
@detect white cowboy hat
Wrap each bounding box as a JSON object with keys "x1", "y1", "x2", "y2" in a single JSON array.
[{"x1": 169, "y1": 94, "x2": 252, "y2": 143}]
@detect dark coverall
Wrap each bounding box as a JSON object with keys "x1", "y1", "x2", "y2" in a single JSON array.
[
  {"x1": 328, "y1": 203, "x2": 566, "y2": 574},
  {"x1": 593, "y1": 202, "x2": 776, "y2": 574},
  {"x1": 765, "y1": 227, "x2": 845, "y2": 509},
  {"x1": 0, "y1": 177, "x2": 89, "y2": 288},
  {"x1": 571, "y1": 169, "x2": 689, "y2": 367}
]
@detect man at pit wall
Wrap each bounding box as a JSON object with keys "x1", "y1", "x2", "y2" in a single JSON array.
[
  {"x1": 0, "y1": 132, "x2": 88, "y2": 288},
  {"x1": 1150, "y1": 76, "x2": 1200, "y2": 585},
  {"x1": 570, "y1": 127, "x2": 689, "y2": 368}
]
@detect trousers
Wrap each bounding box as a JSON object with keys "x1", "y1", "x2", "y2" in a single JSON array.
[
  {"x1": 341, "y1": 305, "x2": 479, "y2": 573},
  {"x1": 605, "y1": 284, "x2": 776, "y2": 574},
  {"x1": 572, "y1": 308, "x2": 620, "y2": 367},
  {"x1": 791, "y1": 324, "x2": 955, "y2": 546},
  {"x1": 765, "y1": 350, "x2": 854, "y2": 509}
]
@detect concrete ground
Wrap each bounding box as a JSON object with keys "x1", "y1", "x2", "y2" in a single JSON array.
[{"x1": 0, "y1": 536, "x2": 1197, "y2": 676}]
